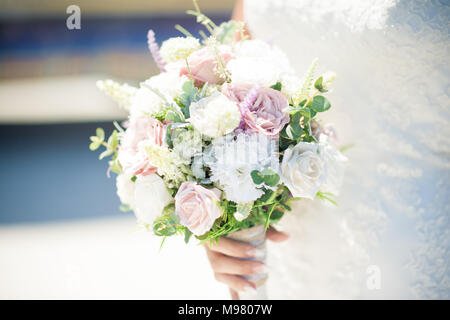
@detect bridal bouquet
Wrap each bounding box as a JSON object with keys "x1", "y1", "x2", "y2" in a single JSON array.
[{"x1": 90, "y1": 4, "x2": 347, "y2": 287}]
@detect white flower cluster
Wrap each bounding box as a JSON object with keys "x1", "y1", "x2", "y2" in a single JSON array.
[
  {"x1": 160, "y1": 37, "x2": 201, "y2": 63},
  {"x1": 206, "y1": 132, "x2": 279, "y2": 203},
  {"x1": 188, "y1": 91, "x2": 242, "y2": 138}
]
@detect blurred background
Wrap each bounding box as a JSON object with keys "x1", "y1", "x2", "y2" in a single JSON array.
[{"x1": 0, "y1": 0, "x2": 234, "y2": 299}]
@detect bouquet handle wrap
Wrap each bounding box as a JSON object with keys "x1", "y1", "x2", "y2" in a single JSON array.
[{"x1": 226, "y1": 225, "x2": 268, "y2": 300}]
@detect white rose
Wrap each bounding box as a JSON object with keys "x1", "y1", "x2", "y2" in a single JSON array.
[
  {"x1": 129, "y1": 87, "x2": 165, "y2": 118},
  {"x1": 134, "y1": 174, "x2": 173, "y2": 225},
  {"x1": 143, "y1": 70, "x2": 188, "y2": 101},
  {"x1": 188, "y1": 91, "x2": 241, "y2": 138},
  {"x1": 280, "y1": 142, "x2": 326, "y2": 199},
  {"x1": 116, "y1": 173, "x2": 136, "y2": 208},
  {"x1": 320, "y1": 135, "x2": 348, "y2": 195}
]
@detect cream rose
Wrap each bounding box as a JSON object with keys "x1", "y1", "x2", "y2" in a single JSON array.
[
  {"x1": 134, "y1": 174, "x2": 173, "y2": 225},
  {"x1": 174, "y1": 182, "x2": 222, "y2": 236},
  {"x1": 188, "y1": 91, "x2": 241, "y2": 138},
  {"x1": 280, "y1": 142, "x2": 326, "y2": 199}
]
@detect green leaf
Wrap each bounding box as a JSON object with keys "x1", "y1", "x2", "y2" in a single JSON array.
[
  {"x1": 283, "y1": 112, "x2": 303, "y2": 140},
  {"x1": 269, "y1": 208, "x2": 284, "y2": 222},
  {"x1": 309, "y1": 95, "x2": 331, "y2": 113},
  {"x1": 298, "y1": 99, "x2": 307, "y2": 107},
  {"x1": 165, "y1": 124, "x2": 174, "y2": 148},
  {"x1": 130, "y1": 176, "x2": 137, "y2": 182},
  {"x1": 314, "y1": 76, "x2": 323, "y2": 91},
  {"x1": 175, "y1": 80, "x2": 201, "y2": 118},
  {"x1": 153, "y1": 219, "x2": 177, "y2": 237},
  {"x1": 260, "y1": 168, "x2": 280, "y2": 187},
  {"x1": 165, "y1": 110, "x2": 183, "y2": 123},
  {"x1": 316, "y1": 191, "x2": 338, "y2": 206},
  {"x1": 109, "y1": 160, "x2": 122, "y2": 174},
  {"x1": 263, "y1": 173, "x2": 280, "y2": 187},
  {"x1": 251, "y1": 170, "x2": 264, "y2": 185},
  {"x1": 96, "y1": 128, "x2": 105, "y2": 142},
  {"x1": 107, "y1": 130, "x2": 118, "y2": 150},
  {"x1": 184, "y1": 229, "x2": 193, "y2": 244},
  {"x1": 214, "y1": 21, "x2": 240, "y2": 44},
  {"x1": 298, "y1": 107, "x2": 311, "y2": 122},
  {"x1": 119, "y1": 204, "x2": 132, "y2": 212},
  {"x1": 99, "y1": 149, "x2": 113, "y2": 160},
  {"x1": 270, "y1": 82, "x2": 282, "y2": 91},
  {"x1": 89, "y1": 141, "x2": 101, "y2": 151}
]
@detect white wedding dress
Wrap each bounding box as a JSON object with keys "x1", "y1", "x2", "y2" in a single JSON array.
[{"x1": 244, "y1": 0, "x2": 449, "y2": 299}]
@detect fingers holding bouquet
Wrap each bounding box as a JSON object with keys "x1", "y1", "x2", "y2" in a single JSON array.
[{"x1": 204, "y1": 226, "x2": 288, "y2": 299}]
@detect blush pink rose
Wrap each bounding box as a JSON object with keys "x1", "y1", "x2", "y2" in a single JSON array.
[
  {"x1": 180, "y1": 47, "x2": 232, "y2": 86},
  {"x1": 118, "y1": 116, "x2": 165, "y2": 176},
  {"x1": 222, "y1": 83, "x2": 290, "y2": 136},
  {"x1": 175, "y1": 182, "x2": 222, "y2": 236}
]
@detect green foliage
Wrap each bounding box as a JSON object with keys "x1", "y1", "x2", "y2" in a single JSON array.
[
  {"x1": 89, "y1": 128, "x2": 122, "y2": 175},
  {"x1": 119, "y1": 204, "x2": 132, "y2": 212},
  {"x1": 214, "y1": 21, "x2": 240, "y2": 44},
  {"x1": 270, "y1": 82, "x2": 282, "y2": 91},
  {"x1": 281, "y1": 112, "x2": 304, "y2": 141},
  {"x1": 299, "y1": 58, "x2": 318, "y2": 99},
  {"x1": 89, "y1": 128, "x2": 104, "y2": 151},
  {"x1": 309, "y1": 95, "x2": 331, "y2": 113},
  {"x1": 314, "y1": 76, "x2": 329, "y2": 93},
  {"x1": 153, "y1": 204, "x2": 178, "y2": 237},
  {"x1": 316, "y1": 191, "x2": 338, "y2": 206},
  {"x1": 184, "y1": 228, "x2": 193, "y2": 244},
  {"x1": 251, "y1": 168, "x2": 280, "y2": 187},
  {"x1": 175, "y1": 80, "x2": 201, "y2": 119}
]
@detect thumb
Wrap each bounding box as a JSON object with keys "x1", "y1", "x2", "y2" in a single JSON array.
[{"x1": 266, "y1": 226, "x2": 289, "y2": 242}]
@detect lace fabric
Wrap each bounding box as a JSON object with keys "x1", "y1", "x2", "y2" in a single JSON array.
[{"x1": 244, "y1": 0, "x2": 450, "y2": 298}]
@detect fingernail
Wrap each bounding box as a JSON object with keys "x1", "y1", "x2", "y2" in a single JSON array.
[
  {"x1": 242, "y1": 285, "x2": 257, "y2": 294},
  {"x1": 246, "y1": 247, "x2": 265, "y2": 258},
  {"x1": 254, "y1": 248, "x2": 266, "y2": 258},
  {"x1": 246, "y1": 247, "x2": 256, "y2": 257},
  {"x1": 253, "y1": 264, "x2": 267, "y2": 274}
]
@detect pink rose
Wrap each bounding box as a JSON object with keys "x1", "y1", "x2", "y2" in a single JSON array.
[
  {"x1": 180, "y1": 47, "x2": 232, "y2": 86},
  {"x1": 118, "y1": 116, "x2": 165, "y2": 176},
  {"x1": 175, "y1": 182, "x2": 222, "y2": 236},
  {"x1": 222, "y1": 83, "x2": 290, "y2": 136}
]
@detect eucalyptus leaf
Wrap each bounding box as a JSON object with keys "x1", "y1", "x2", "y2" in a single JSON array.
[
  {"x1": 251, "y1": 170, "x2": 264, "y2": 185},
  {"x1": 184, "y1": 229, "x2": 193, "y2": 244},
  {"x1": 96, "y1": 128, "x2": 105, "y2": 142},
  {"x1": 309, "y1": 95, "x2": 331, "y2": 112},
  {"x1": 89, "y1": 141, "x2": 101, "y2": 151},
  {"x1": 99, "y1": 149, "x2": 113, "y2": 160}
]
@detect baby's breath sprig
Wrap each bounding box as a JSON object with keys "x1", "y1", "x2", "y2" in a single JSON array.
[{"x1": 205, "y1": 36, "x2": 231, "y2": 82}]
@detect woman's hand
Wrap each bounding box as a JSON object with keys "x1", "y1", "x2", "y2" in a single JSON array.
[{"x1": 204, "y1": 226, "x2": 289, "y2": 299}]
